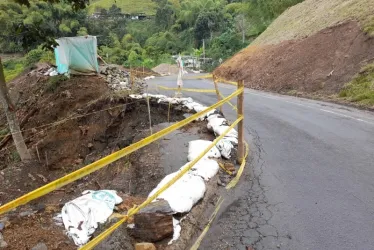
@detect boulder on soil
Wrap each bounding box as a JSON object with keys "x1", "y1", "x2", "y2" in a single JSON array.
[
  {"x1": 135, "y1": 243, "x2": 156, "y2": 250},
  {"x1": 138, "y1": 200, "x2": 174, "y2": 215},
  {"x1": 31, "y1": 242, "x2": 48, "y2": 250},
  {"x1": 0, "y1": 233, "x2": 8, "y2": 248},
  {"x1": 132, "y1": 213, "x2": 173, "y2": 242}
]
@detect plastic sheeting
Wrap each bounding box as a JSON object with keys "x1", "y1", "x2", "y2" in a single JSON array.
[
  {"x1": 55, "y1": 36, "x2": 99, "y2": 74},
  {"x1": 60, "y1": 190, "x2": 122, "y2": 245}
]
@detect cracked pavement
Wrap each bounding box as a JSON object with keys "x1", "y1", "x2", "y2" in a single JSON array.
[{"x1": 149, "y1": 76, "x2": 374, "y2": 250}]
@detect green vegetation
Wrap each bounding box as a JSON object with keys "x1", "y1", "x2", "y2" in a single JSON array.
[
  {"x1": 46, "y1": 75, "x2": 69, "y2": 92},
  {"x1": 339, "y1": 64, "x2": 374, "y2": 106},
  {"x1": 0, "y1": 0, "x2": 304, "y2": 80},
  {"x1": 88, "y1": 0, "x2": 157, "y2": 15},
  {"x1": 3, "y1": 59, "x2": 24, "y2": 82},
  {"x1": 253, "y1": 0, "x2": 374, "y2": 45},
  {"x1": 0, "y1": 128, "x2": 9, "y2": 136}
]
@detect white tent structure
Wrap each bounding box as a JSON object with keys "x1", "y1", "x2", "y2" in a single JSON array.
[{"x1": 54, "y1": 36, "x2": 99, "y2": 74}]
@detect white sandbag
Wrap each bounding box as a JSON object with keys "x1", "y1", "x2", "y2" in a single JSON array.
[
  {"x1": 187, "y1": 159, "x2": 220, "y2": 181},
  {"x1": 213, "y1": 125, "x2": 238, "y2": 138},
  {"x1": 206, "y1": 114, "x2": 223, "y2": 122},
  {"x1": 205, "y1": 109, "x2": 218, "y2": 118},
  {"x1": 193, "y1": 105, "x2": 208, "y2": 113},
  {"x1": 216, "y1": 139, "x2": 234, "y2": 159},
  {"x1": 184, "y1": 102, "x2": 201, "y2": 110},
  {"x1": 168, "y1": 217, "x2": 181, "y2": 245},
  {"x1": 61, "y1": 190, "x2": 123, "y2": 246},
  {"x1": 149, "y1": 172, "x2": 206, "y2": 213},
  {"x1": 207, "y1": 117, "x2": 228, "y2": 131},
  {"x1": 223, "y1": 136, "x2": 238, "y2": 145},
  {"x1": 130, "y1": 94, "x2": 143, "y2": 99},
  {"x1": 187, "y1": 140, "x2": 221, "y2": 161}
]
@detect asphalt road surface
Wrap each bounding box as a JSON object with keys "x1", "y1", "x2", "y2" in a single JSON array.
[{"x1": 148, "y1": 75, "x2": 374, "y2": 250}]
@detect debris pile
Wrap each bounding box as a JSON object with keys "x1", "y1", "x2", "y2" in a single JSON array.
[
  {"x1": 100, "y1": 65, "x2": 147, "y2": 93},
  {"x1": 152, "y1": 63, "x2": 179, "y2": 76}
]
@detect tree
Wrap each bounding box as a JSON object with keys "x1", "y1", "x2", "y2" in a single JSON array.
[
  {"x1": 235, "y1": 14, "x2": 246, "y2": 43},
  {"x1": 194, "y1": 11, "x2": 223, "y2": 46},
  {"x1": 14, "y1": 0, "x2": 88, "y2": 10},
  {"x1": 0, "y1": 57, "x2": 31, "y2": 161}
]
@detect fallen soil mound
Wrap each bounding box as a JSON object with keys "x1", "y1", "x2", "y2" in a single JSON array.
[
  {"x1": 215, "y1": 21, "x2": 374, "y2": 107},
  {"x1": 215, "y1": 0, "x2": 374, "y2": 108},
  {"x1": 152, "y1": 63, "x2": 179, "y2": 76}
]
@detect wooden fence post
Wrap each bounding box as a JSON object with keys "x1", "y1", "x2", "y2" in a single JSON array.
[{"x1": 237, "y1": 80, "x2": 244, "y2": 164}]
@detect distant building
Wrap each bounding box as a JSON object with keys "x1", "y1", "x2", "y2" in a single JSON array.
[{"x1": 91, "y1": 12, "x2": 148, "y2": 20}]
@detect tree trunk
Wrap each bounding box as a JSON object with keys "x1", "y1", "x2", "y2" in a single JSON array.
[
  {"x1": 242, "y1": 16, "x2": 245, "y2": 43},
  {"x1": 0, "y1": 57, "x2": 31, "y2": 161}
]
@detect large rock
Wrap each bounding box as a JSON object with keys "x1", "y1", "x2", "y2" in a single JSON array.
[
  {"x1": 135, "y1": 243, "x2": 156, "y2": 250},
  {"x1": 0, "y1": 233, "x2": 8, "y2": 248},
  {"x1": 139, "y1": 200, "x2": 174, "y2": 215},
  {"x1": 132, "y1": 213, "x2": 173, "y2": 242},
  {"x1": 31, "y1": 243, "x2": 48, "y2": 250}
]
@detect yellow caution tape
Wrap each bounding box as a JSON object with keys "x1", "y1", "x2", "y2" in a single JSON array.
[
  {"x1": 226, "y1": 141, "x2": 249, "y2": 189},
  {"x1": 216, "y1": 77, "x2": 238, "y2": 86},
  {"x1": 218, "y1": 162, "x2": 233, "y2": 176},
  {"x1": 184, "y1": 74, "x2": 213, "y2": 80},
  {"x1": 0, "y1": 87, "x2": 244, "y2": 215},
  {"x1": 219, "y1": 92, "x2": 238, "y2": 111},
  {"x1": 156, "y1": 84, "x2": 217, "y2": 93},
  {"x1": 80, "y1": 117, "x2": 243, "y2": 250},
  {"x1": 190, "y1": 196, "x2": 224, "y2": 250}
]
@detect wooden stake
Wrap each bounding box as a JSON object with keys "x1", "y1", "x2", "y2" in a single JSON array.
[
  {"x1": 36, "y1": 144, "x2": 41, "y2": 163},
  {"x1": 237, "y1": 80, "x2": 244, "y2": 164},
  {"x1": 213, "y1": 75, "x2": 223, "y2": 113},
  {"x1": 45, "y1": 151, "x2": 49, "y2": 168}
]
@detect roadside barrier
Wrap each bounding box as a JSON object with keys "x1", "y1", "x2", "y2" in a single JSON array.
[
  {"x1": 0, "y1": 87, "x2": 243, "y2": 215},
  {"x1": 80, "y1": 117, "x2": 243, "y2": 249},
  {"x1": 156, "y1": 84, "x2": 217, "y2": 93},
  {"x1": 0, "y1": 73, "x2": 248, "y2": 250}
]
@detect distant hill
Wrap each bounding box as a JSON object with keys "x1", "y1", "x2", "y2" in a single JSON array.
[{"x1": 88, "y1": 0, "x2": 157, "y2": 15}]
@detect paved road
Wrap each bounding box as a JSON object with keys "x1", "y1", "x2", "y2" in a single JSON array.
[{"x1": 148, "y1": 75, "x2": 374, "y2": 250}]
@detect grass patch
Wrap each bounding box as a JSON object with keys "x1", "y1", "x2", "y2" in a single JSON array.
[
  {"x1": 46, "y1": 75, "x2": 69, "y2": 92},
  {"x1": 339, "y1": 63, "x2": 374, "y2": 106},
  {"x1": 3, "y1": 59, "x2": 25, "y2": 82},
  {"x1": 10, "y1": 151, "x2": 20, "y2": 162},
  {"x1": 0, "y1": 128, "x2": 9, "y2": 136},
  {"x1": 88, "y1": 0, "x2": 157, "y2": 15},
  {"x1": 253, "y1": 0, "x2": 374, "y2": 45}
]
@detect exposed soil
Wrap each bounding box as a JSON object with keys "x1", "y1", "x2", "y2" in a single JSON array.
[
  {"x1": 215, "y1": 21, "x2": 374, "y2": 99},
  {"x1": 0, "y1": 68, "x2": 237, "y2": 249}
]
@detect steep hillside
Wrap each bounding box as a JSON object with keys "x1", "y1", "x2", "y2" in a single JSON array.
[
  {"x1": 215, "y1": 0, "x2": 374, "y2": 108},
  {"x1": 88, "y1": 0, "x2": 157, "y2": 15},
  {"x1": 254, "y1": 0, "x2": 374, "y2": 45}
]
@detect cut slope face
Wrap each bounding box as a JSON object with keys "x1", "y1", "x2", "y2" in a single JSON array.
[
  {"x1": 215, "y1": 21, "x2": 374, "y2": 94},
  {"x1": 215, "y1": 0, "x2": 374, "y2": 108}
]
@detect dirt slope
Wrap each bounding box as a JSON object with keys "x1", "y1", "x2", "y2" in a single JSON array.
[{"x1": 215, "y1": 0, "x2": 374, "y2": 108}]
